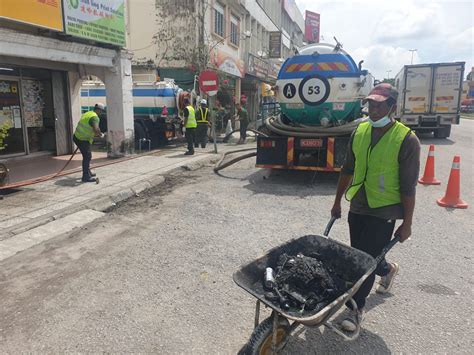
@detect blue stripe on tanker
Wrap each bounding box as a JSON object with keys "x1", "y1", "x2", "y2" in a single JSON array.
[
  {"x1": 81, "y1": 106, "x2": 177, "y2": 115},
  {"x1": 81, "y1": 88, "x2": 175, "y2": 97}
]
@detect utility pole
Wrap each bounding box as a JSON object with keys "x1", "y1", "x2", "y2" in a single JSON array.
[
  {"x1": 386, "y1": 70, "x2": 392, "y2": 80},
  {"x1": 409, "y1": 49, "x2": 417, "y2": 65}
]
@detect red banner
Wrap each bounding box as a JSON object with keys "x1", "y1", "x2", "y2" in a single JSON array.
[{"x1": 305, "y1": 10, "x2": 320, "y2": 43}]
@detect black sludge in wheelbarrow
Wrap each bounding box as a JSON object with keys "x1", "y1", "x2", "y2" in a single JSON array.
[
  {"x1": 269, "y1": 251, "x2": 348, "y2": 313},
  {"x1": 233, "y1": 234, "x2": 375, "y2": 320}
]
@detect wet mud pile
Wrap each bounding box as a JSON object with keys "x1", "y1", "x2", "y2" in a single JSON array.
[{"x1": 264, "y1": 252, "x2": 351, "y2": 314}]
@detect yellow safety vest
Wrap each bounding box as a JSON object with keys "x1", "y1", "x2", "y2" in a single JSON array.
[
  {"x1": 197, "y1": 107, "x2": 209, "y2": 123},
  {"x1": 345, "y1": 121, "x2": 411, "y2": 208},
  {"x1": 74, "y1": 111, "x2": 99, "y2": 144},
  {"x1": 185, "y1": 105, "x2": 197, "y2": 128}
]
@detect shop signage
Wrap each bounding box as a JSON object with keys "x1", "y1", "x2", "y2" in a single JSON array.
[
  {"x1": 247, "y1": 54, "x2": 268, "y2": 79},
  {"x1": 305, "y1": 11, "x2": 320, "y2": 43},
  {"x1": 199, "y1": 70, "x2": 219, "y2": 96},
  {"x1": 0, "y1": 0, "x2": 63, "y2": 31},
  {"x1": 63, "y1": 0, "x2": 126, "y2": 47},
  {"x1": 269, "y1": 32, "x2": 282, "y2": 59},
  {"x1": 210, "y1": 49, "x2": 245, "y2": 78},
  {"x1": 268, "y1": 62, "x2": 281, "y2": 80}
]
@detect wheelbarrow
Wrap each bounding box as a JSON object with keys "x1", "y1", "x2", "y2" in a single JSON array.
[{"x1": 233, "y1": 218, "x2": 399, "y2": 354}]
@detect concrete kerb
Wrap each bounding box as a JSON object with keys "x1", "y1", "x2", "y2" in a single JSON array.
[{"x1": 0, "y1": 152, "x2": 220, "y2": 240}]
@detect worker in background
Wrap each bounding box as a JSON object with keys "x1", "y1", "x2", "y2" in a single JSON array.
[
  {"x1": 182, "y1": 97, "x2": 197, "y2": 155},
  {"x1": 330, "y1": 83, "x2": 420, "y2": 332},
  {"x1": 234, "y1": 101, "x2": 249, "y2": 144},
  {"x1": 161, "y1": 105, "x2": 169, "y2": 119},
  {"x1": 195, "y1": 99, "x2": 210, "y2": 149},
  {"x1": 73, "y1": 103, "x2": 106, "y2": 183}
]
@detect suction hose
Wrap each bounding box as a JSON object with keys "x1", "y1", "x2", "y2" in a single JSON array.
[
  {"x1": 214, "y1": 147, "x2": 257, "y2": 173},
  {"x1": 265, "y1": 116, "x2": 365, "y2": 137}
]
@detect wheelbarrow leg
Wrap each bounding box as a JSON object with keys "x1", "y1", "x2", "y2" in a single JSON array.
[
  {"x1": 324, "y1": 298, "x2": 362, "y2": 341},
  {"x1": 271, "y1": 311, "x2": 279, "y2": 354},
  {"x1": 254, "y1": 300, "x2": 261, "y2": 329}
]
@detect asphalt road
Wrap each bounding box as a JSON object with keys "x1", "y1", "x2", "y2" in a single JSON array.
[{"x1": 0, "y1": 120, "x2": 473, "y2": 353}]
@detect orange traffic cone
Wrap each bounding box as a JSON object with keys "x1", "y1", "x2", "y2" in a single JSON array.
[
  {"x1": 419, "y1": 145, "x2": 440, "y2": 185},
  {"x1": 437, "y1": 156, "x2": 468, "y2": 209}
]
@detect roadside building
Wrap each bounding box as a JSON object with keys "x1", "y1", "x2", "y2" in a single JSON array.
[
  {"x1": 126, "y1": 0, "x2": 305, "y2": 126},
  {"x1": 0, "y1": 0, "x2": 133, "y2": 163},
  {"x1": 241, "y1": 0, "x2": 305, "y2": 123},
  {"x1": 127, "y1": 0, "x2": 246, "y2": 103}
]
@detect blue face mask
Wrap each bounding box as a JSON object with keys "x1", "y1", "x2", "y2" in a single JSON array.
[
  {"x1": 368, "y1": 104, "x2": 394, "y2": 128},
  {"x1": 368, "y1": 115, "x2": 391, "y2": 128}
]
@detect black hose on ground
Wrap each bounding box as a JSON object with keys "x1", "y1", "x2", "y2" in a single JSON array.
[{"x1": 214, "y1": 147, "x2": 257, "y2": 173}]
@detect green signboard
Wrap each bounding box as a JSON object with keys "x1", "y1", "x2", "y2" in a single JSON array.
[{"x1": 63, "y1": 0, "x2": 126, "y2": 47}]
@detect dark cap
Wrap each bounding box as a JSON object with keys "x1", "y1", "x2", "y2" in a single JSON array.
[{"x1": 363, "y1": 83, "x2": 398, "y2": 103}]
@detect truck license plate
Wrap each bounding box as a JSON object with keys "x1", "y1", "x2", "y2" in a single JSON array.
[{"x1": 300, "y1": 139, "x2": 323, "y2": 148}]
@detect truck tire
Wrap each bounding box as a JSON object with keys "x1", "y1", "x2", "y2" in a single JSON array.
[
  {"x1": 243, "y1": 315, "x2": 291, "y2": 355},
  {"x1": 434, "y1": 125, "x2": 451, "y2": 138}
]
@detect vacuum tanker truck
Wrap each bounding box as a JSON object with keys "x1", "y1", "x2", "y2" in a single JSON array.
[
  {"x1": 257, "y1": 42, "x2": 373, "y2": 171},
  {"x1": 81, "y1": 79, "x2": 187, "y2": 149}
]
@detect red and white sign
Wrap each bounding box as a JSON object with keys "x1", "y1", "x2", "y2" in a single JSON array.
[
  {"x1": 199, "y1": 70, "x2": 219, "y2": 96},
  {"x1": 305, "y1": 10, "x2": 320, "y2": 43}
]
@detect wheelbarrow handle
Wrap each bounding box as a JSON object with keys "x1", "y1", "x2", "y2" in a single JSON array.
[
  {"x1": 323, "y1": 216, "x2": 337, "y2": 237},
  {"x1": 374, "y1": 235, "x2": 401, "y2": 265}
]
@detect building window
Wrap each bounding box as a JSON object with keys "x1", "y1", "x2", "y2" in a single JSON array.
[
  {"x1": 214, "y1": 2, "x2": 225, "y2": 37},
  {"x1": 230, "y1": 14, "x2": 240, "y2": 46}
]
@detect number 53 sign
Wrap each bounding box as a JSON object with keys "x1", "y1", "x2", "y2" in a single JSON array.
[{"x1": 298, "y1": 75, "x2": 330, "y2": 106}]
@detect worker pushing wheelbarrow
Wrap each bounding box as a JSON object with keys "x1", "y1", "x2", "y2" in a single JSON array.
[
  {"x1": 235, "y1": 83, "x2": 418, "y2": 354},
  {"x1": 233, "y1": 218, "x2": 400, "y2": 354}
]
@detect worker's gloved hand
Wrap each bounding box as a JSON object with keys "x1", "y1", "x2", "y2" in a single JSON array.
[{"x1": 100, "y1": 133, "x2": 105, "y2": 139}]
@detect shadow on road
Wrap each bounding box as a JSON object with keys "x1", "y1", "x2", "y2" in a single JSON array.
[
  {"x1": 282, "y1": 321, "x2": 390, "y2": 354},
  {"x1": 54, "y1": 177, "x2": 82, "y2": 187},
  {"x1": 418, "y1": 133, "x2": 455, "y2": 146},
  {"x1": 243, "y1": 168, "x2": 339, "y2": 197}
]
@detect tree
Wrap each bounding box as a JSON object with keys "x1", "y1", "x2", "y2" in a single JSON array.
[
  {"x1": 467, "y1": 71, "x2": 473, "y2": 81},
  {"x1": 154, "y1": 0, "x2": 233, "y2": 76},
  {"x1": 381, "y1": 78, "x2": 395, "y2": 86},
  {"x1": 154, "y1": 0, "x2": 210, "y2": 75}
]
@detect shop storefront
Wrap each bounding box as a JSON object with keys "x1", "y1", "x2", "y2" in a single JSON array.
[
  {"x1": 0, "y1": 0, "x2": 133, "y2": 170},
  {"x1": 242, "y1": 54, "x2": 280, "y2": 124},
  {"x1": 0, "y1": 66, "x2": 70, "y2": 157},
  {"x1": 210, "y1": 48, "x2": 245, "y2": 133}
]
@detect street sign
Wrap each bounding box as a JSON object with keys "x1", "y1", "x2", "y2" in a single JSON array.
[{"x1": 199, "y1": 70, "x2": 219, "y2": 97}]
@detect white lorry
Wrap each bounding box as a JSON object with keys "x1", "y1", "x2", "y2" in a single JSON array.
[{"x1": 394, "y1": 62, "x2": 465, "y2": 138}]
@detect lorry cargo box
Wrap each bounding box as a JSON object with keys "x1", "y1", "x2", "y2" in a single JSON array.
[{"x1": 394, "y1": 62, "x2": 465, "y2": 138}]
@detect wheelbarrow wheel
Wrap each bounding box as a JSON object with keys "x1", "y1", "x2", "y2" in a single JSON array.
[{"x1": 245, "y1": 315, "x2": 291, "y2": 355}]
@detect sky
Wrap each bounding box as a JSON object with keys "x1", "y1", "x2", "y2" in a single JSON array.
[{"x1": 294, "y1": 0, "x2": 473, "y2": 80}]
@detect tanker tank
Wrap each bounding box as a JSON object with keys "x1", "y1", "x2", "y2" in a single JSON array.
[{"x1": 277, "y1": 43, "x2": 372, "y2": 127}]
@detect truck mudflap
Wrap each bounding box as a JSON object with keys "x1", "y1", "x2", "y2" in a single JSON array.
[{"x1": 256, "y1": 136, "x2": 349, "y2": 172}]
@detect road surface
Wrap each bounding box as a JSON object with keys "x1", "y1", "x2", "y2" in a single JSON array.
[{"x1": 0, "y1": 120, "x2": 473, "y2": 353}]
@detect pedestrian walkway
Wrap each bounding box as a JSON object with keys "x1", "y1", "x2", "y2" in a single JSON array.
[
  {"x1": 0, "y1": 142, "x2": 256, "y2": 239},
  {"x1": 3, "y1": 150, "x2": 109, "y2": 185}
]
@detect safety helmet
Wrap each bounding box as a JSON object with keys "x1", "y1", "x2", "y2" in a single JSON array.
[
  {"x1": 200, "y1": 99, "x2": 207, "y2": 105},
  {"x1": 95, "y1": 102, "x2": 106, "y2": 111}
]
